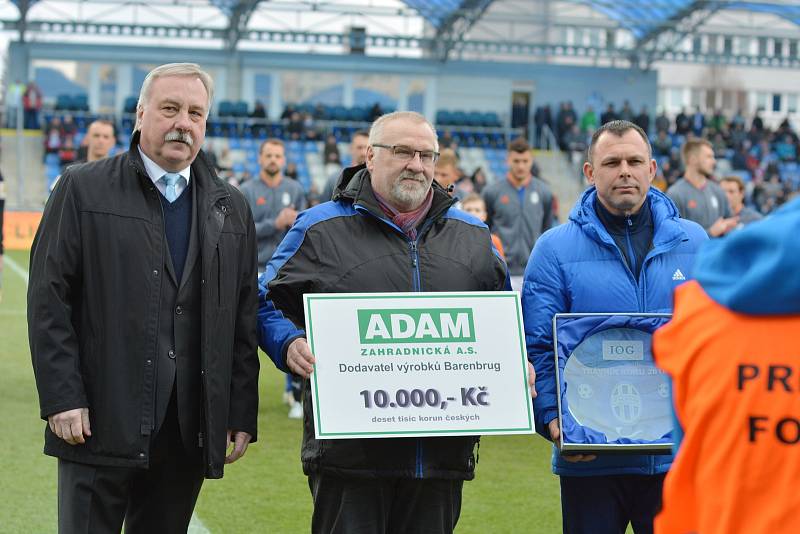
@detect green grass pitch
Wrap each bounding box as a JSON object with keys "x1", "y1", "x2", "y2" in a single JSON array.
[{"x1": 0, "y1": 248, "x2": 562, "y2": 533}]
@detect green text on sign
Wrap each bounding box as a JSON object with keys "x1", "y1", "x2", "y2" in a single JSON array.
[{"x1": 357, "y1": 308, "x2": 476, "y2": 344}]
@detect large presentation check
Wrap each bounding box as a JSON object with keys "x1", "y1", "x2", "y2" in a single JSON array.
[{"x1": 303, "y1": 292, "x2": 534, "y2": 439}]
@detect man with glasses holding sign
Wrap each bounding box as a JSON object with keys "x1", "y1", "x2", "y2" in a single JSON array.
[
  {"x1": 258, "y1": 111, "x2": 531, "y2": 533},
  {"x1": 522, "y1": 120, "x2": 706, "y2": 534}
]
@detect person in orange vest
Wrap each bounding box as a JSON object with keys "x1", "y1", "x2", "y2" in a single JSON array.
[{"x1": 654, "y1": 195, "x2": 800, "y2": 534}]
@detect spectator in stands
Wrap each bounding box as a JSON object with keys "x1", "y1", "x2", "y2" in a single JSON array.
[
  {"x1": 5, "y1": 78, "x2": 24, "y2": 128},
  {"x1": 58, "y1": 136, "x2": 77, "y2": 167},
  {"x1": 280, "y1": 104, "x2": 295, "y2": 121},
  {"x1": 257, "y1": 111, "x2": 525, "y2": 533},
  {"x1": 203, "y1": 140, "x2": 219, "y2": 172},
  {"x1": 556, "y1": 101, "x2": 578, "y2": 150},
  {"x1": 675, "y1": 107, "x2": 691, "y2": 136},
  {"x1": 312, "y1": 103, "x2": 326, "y2": 120},
  {"x1": 634, "y1": 105, "x2": 650, "y2": 134},
  {"x1": 580, "y1": 105, "x2": 598, "y2": 134},
  {"x1": 720, "y1": 175, "x2": 762, "y2": 227},
  {"x1": 217, "y1": 146, "x2": 233, "y2": 173},
  {"x1": 433, "y1": 148, "x2": 462, "y2": 196},
  {"x1": 730, "y1": 109, "x2": 746, "y2": 130},
  {"x1": 470, "y1": 166, "x2": 488, "y2": 193},
  {"x1": 250, "y1": 100, "x2": 267, "y2": 119},
  {"x1": 284, "y1": 162, "x2": 299, "y2": 181},
  {"x1": 28, "y1": 62, "x2": 259, "y2": 533},
  {"x1": 61, "y1": 114, "x2": 77, "y2": 138},
  {"x1": 729, "y1": 121, "x2": 747, "y2": 149},
  {"x1": 619, "y1": 100, "x2": 634, "y2": 122},
  {"x1": 753, "y1": 172, "x2": 787, "y2": 214},
  {"x1": 691, "y1": 106, "x2": 706, "y2": 137},
  {"x1": 708, "y1": 108, "x2": 726, "y2": 134},
  {"x1": 774, "y1": 134, "x2": 797, "y2": 162},
  {"x1": 482, "y1": 137, "x2": 555, "y2": 287},
  {"x1": 240, "y1": 138, "x2": 307, "y2": 270},
  {"x1": 439, "y1": 130, "x2": 455, "y2": 149},
  {"x1": 667, "y1": 138, "x2": 737, "y2": 237},
  {"x1": 534, "y1": 104, "x2": 553, "y2": 148},
  {"x1": 752, "y1": 109, "x2": 764, "y2": 131},
  {"x1": 563, "y1": 124, "x2": 587, "y2": 166},
  {"x1": 286, "y1": 111, "x2": 304, "y2": 139},
  {"x1": 653, "y1": 130, "x2": 672, "y2": 158},
  {"x1": 460, "y1": 192, "x2": 504, "y2": 259},
  {"x1": 368, "y1": 102, "x2": 383, "y2": 122},
  {"x1": 711, "y1": 132, "x2": 728, "y2": 158},
  {"x1": 44, "y1": 124, "x2": 63, "y2": 161},
  {"x1": 303, "y1": 112, "x2": 318, "y2": 140},
  {"x1": 524, "y1": 120, "x2": 707, "y2": 534},
  {"x1": 600, "y1": 103, "x2": 617, "y2": 125},
  {"x1": 655, "y1": 109, "x2": 671, "y2": 134},
  {"x1": 22, "y1": 81, "x2": 42, "y2": 130},
  {"x1": 319, "y1": 130, "x2": 369, "y2": 202},
  {"x1": 730, "y1": 142, "x2": 749, "y2": 171},
  {"x1": 322, "y1": 134, "x2": 341, "y2": 168}
]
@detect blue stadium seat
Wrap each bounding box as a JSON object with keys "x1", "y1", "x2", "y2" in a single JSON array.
[
  {"x1": 218, "y1": 101, "x2": 234, "y2": 117},
  {"x1": 73, "y1": 95, "x2": 89, "y2": 112},
  {"x1": 123, "y1": 96, "x2": 138, "y2": 114},
  {"x1": 233, "y1": 101, "x2": 249, "y2": 118},
  {"x1": 55, "y1": 95, "x2": 72, "y2": 111}
]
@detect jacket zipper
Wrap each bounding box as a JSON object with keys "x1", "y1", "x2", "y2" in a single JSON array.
[
  {"x1": 355, "y1": 205, "x2": 448, "y2": 480},
  {"x1": 623, "y1": 217, "x2": 645, "y2": 311}
]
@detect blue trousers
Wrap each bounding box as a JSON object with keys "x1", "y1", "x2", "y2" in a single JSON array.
[{"x1": 560, "y1": 473, "x2": 665, "y2": 534}]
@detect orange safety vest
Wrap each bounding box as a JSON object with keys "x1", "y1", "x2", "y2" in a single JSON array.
[{"x1": 654, "y1": 280, "x2": 800, "y2": 534}]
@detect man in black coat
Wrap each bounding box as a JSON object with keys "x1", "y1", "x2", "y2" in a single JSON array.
[{"x1": 28, "y1": 63, "x2": 260, "y2": 533}]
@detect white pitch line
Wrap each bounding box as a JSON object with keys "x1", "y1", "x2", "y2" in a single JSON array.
[
  {"x1": 188, "y1": 513, "x2": 211, "y2": 534},
  {"x1": 4, "y1": 256, "x2": 29, "y2": 286},
  {"x1": 5, "y1": 254, "x2": 211, "y2": 533}
]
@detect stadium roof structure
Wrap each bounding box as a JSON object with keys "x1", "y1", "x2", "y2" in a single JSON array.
[{"x1": 3, "y1": 0, "x2": 800, "y2": 66}]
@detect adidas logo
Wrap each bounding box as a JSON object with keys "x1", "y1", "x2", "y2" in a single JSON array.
[{"x1": 672, "y1": 269, "x2": 686, "y2": 281}]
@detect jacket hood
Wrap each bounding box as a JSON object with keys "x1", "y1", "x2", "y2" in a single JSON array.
[{"x1": 693, "y1": 196, "x2": 800, "y2": 315}]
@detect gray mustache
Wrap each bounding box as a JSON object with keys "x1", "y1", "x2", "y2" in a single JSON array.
[{"x1": 164, "y1": 130, "x2": 194, "y2": 147}]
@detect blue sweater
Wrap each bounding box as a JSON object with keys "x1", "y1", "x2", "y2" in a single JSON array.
[{"x1": 159, "y1": 182, "x2": 192, "y2": 283}]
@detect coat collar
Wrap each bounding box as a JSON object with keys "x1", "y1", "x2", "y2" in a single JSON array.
[{"x1": 570, "y1": 186, "x2": 688, "y2": 249}]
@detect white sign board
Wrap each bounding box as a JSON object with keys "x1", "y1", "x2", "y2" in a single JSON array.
[{"x1": 303, "y1": 292, "x2": 534, "y2": 439}]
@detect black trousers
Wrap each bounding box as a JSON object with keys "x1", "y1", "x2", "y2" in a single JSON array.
[
  {"x1": 57, "y1": 396, "x2": 204, "y2": 534},
  {"x1": 560, "y1": 473, "x2": 666, "y2": 534},
  {"x1": 308, "y1": 472, "x2": 463, "y2": 534}
]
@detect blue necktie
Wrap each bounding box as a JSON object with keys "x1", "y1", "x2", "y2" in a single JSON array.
[{"x1": 161, "y1": 173, "x2": 184, "y2": 203}]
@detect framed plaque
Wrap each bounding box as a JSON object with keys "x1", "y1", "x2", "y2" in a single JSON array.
[{"x1": 553, "y1": 313, "x2": 673, "y2": 454}]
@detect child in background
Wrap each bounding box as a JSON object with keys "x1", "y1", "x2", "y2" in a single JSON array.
[{"x1": 460, "y1": 193, "x2": 505, "y2": 260}]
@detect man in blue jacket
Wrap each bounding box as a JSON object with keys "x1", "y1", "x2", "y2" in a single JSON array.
[{"x1": 522, "y1": 120, "x2": 707, "y2": 534}]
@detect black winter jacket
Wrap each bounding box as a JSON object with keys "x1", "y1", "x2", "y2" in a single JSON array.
[
  {"x1": 258, "y1": 165, "x2": 508, "y2": 479},
  {"x1": 28, "y1": 136, "x2": 259, "y2": 478}
]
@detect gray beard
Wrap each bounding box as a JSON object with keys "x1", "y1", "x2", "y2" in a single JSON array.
[{"x1": 390, "y1": 175, "x2": 429, "y2": 211}]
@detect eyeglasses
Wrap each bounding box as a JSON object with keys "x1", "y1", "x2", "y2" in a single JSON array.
[{"x1": 372, "y1": 143, "x2": 440, "y2": 165}]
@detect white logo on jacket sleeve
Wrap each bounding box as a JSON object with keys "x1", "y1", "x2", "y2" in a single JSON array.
[{"x1": 672, "y1": 269, "x2": 686, "y2": 281}]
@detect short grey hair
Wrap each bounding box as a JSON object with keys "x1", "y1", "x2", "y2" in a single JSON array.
[
  {"x1": 134, "y1": 63, "x2": 214, "y2": 132},
  {"x1": 368, "y1": 111, "x2": 439, "y2": 151}
]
